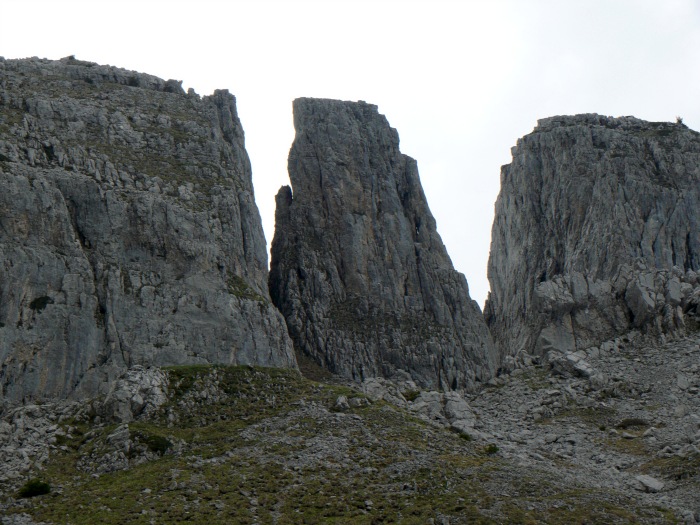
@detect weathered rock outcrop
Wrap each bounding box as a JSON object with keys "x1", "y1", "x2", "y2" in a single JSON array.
[
  {"x1": 269, "y1": 98, "x2": 496, "y2": 391},
  {"x1": 0, "y1": 57, "x2": 296, "y2": 404},
  {"x1": 485, "y1": 114, "x2": 700, "y2": 360}
]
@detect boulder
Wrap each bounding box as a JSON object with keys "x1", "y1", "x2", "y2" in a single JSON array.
[
  {"x1": 102, "y1": 366, "x2": 169, "y2": 423},
  {"x1": 634, "y1": 474, "x2": 665, "y2": 493}
]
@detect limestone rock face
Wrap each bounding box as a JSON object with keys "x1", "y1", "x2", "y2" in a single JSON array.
[
  {"x1": 0, "y1": 57, "x2": 296, "y2": 403},
  {"x1": 269, "y1": 98, "x2": 496, "y2": 391},
  {"x1": 485, "y1": 114, "x2": 700, "y2": 359}
]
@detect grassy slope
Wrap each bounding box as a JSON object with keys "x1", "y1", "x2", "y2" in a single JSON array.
[{"x1": 3, "y1": 366, "x2": 676, "y2": 524}]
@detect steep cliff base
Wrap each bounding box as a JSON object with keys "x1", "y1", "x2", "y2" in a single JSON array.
[{"x1": 529, "y1": 263, "x2": 700, "y2": 358}]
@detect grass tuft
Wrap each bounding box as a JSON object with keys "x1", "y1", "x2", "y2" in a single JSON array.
[{"x1": 17, "y1": 479, "x2": 51, "y2": 498}]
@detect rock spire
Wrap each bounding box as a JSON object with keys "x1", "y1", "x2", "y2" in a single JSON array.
[{"x1": 269, "y1": 98, "x2": 497, "y2": 391}]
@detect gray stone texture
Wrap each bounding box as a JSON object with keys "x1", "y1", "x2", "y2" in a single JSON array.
[
  {"x1": 0, "y1": 57, "x2": 296, "y2": 403},
  {"x1": 269, "y1": 98, "x2": 496, "y2": 391},
  {"x1": 485, "y1": 114, "x2": 700, "y2": 359}
]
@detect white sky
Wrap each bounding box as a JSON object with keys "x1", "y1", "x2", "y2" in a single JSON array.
[{"x1": 2, "y1": 0, "x2": 699, "y2": 308}]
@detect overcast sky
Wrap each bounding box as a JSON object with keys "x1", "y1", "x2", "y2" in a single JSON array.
[{"x1": 2, "y1": 0, "x2": 699, "y2": 307}]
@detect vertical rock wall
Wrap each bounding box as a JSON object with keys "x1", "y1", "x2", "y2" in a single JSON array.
[
  {"x1": 485, "y1": 114, "x2": 700, "y2": 360},
  {"x1": 269, "y1": 98, "x2": 497, "y2": 391},
  {"x1": 0, "y1": 57, "x2": 296, "y2": 403}
]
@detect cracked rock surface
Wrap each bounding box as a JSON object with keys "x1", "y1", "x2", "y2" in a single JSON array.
[
  {"x1": 0, "y1": 57, "x2": 296, "y2": 403},
  {"x1": 485, "y1": 114, "x2": 700, "y2": 361}
]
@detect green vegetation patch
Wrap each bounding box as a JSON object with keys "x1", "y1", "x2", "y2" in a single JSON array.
[
  {"x1": 604, "y1": 435, "x2": 649, "y2": 456},
  {"x1": 227, "y1": 275, "x2": 267, "y2": 302},
  {"x1": 642, "y1": 452, "x2": 700, "y2": 482},
  {"x1": 0, "y1": 106, "x2": 25, "y2": 133},
  {"x1": 550, "y1": 404, "x2": 618, "y2": 428},
  {"x1": 17, "y1": 479, "x2": 51, "y2": 498},
  {"x1": 130, "y1": 430, "x2": 172, "y2": 455},
  {"x1": 29, "y1": 295, "x2": 54, "y2": 312},
  {"x1": 522, "y1": 367, "x2": 551, "y2": 391},
  {"x1": 483, "y1": 444, "x2": 499, "y2": 455},
  {"x1": 615, "y1": 418, "x2": 650, "y2": 430},
  {"x1": 328, "y1": 297, "x2": 446, "y2": 341},
  {"x1": 403, "y1": 389, "x2": 421, "y2": 402}
]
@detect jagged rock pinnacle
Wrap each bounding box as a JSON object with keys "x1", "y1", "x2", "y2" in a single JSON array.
[{"x1": 269, "y1": 98, "x2": 497, "y2": 391}]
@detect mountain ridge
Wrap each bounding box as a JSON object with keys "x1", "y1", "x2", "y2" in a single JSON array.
[{"x1": 1, "y1": 58, "x2": 699, "y2": 523}]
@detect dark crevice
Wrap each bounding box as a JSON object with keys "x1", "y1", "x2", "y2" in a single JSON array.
[
  {"x1": 65, "y1": 200, "x2": 91, "y2": 249},
  {"x1": 686, "y1": 231, "x2": 697, "y2": 271},
  {"x1": 41, "y1": 143, "x2": 56, "y2": 163}
]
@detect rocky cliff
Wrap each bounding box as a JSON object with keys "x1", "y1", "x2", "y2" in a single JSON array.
[
  {"x1": 269, "y1": 98, "x2": 497, "y2": 391},
  {"x1": 485, "y1": 114, "x2": 700, "y2": 361},
  {"x1": 0, "y1": 57, "x2": 296, "y2": 404}
]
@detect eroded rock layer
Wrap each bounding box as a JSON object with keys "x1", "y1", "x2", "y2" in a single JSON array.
[
  {"x1": 485, "y1": 114, "x2": 700, "y2": 360},
  {"x1": 270, "y1": 98, "x2": 496, "y2": 391},
  {"x1": 0, "y1": 57, "x2": 296, "y2": 403}
]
